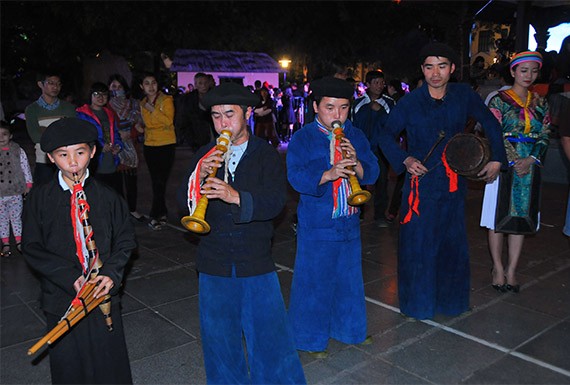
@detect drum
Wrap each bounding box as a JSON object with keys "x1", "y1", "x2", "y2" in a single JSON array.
[{"x1": 444, "y1": 133, "x2": 490, "y2": 179}]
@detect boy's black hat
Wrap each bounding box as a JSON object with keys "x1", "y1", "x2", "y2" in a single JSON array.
[
  {"x1": 419, "y1": 42, "x2": 459, "y2": 65},
  {"x1": 202, "y1": 82, "x2": 260, "y2": 109},
  {"x1": 311, "y1": 77, "x2": 354, "y2": 100},
  {"x1": 41, "y1": 117, "x2": 98, "y2": 153}
]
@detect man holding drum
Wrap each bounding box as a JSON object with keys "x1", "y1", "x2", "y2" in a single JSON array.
[
  {"x1": 287, "y1": 77, "x2": 379, "y2": 357},
  {"x1": 180, "y1": 82, "x2": 305, "y2": 385},
  {"x1": 378, "y1": 42, "x2": 507, "y2": 320}
]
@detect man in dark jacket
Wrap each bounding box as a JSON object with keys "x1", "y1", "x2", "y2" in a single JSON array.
[{"x1": 180, "y1": 83, "x2": 306, "y2": 385}]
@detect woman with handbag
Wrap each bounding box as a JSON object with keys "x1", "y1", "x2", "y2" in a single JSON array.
[
  {"x1": 108, "y1": 74, "x2": 145, "y2": 221},
  {"x1": 480, "y1": 52, "x2": 551, "y2": 293}
]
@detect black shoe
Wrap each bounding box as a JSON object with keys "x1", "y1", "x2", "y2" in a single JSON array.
[
  {"x1": 491, "y1": 268, "x2": 506, "y2": 292},
  {"x1": 148, "y1": 219, "x2": 163, "y2": 231},
  {"x1": 505, "y1": 284, "x2": 520, "y2": 293},
  {"x1": 1, "y1": 245, "x2": 11, "y2": 257},
  {"x1": 492, "y1": 284, "x2": 507, "y2": 292}
]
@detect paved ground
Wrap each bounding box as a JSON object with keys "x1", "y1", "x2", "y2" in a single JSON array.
[{"x1": 2, "y1": 140, "x2": 569, "y2": 384}]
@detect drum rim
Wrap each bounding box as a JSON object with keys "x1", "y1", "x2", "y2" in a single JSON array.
[{"x1": 444, "y1": 133, "x2": 490, "y2": 176}]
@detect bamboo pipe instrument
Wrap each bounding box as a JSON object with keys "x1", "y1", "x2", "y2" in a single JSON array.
[
  {"x1": 28, "y1": 282, "x2": 106, "y2": 355},
  {"x1": 71, "y1": 172, "x2": 113, "y2": 331}
]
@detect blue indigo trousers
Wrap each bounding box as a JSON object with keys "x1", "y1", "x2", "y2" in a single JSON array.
[
  {"x1": 199, "y1": 271, "x2": 306, "y2": 385},
  {"x1": 288, "y1": 236, "x2": 367, "y2": 351}
]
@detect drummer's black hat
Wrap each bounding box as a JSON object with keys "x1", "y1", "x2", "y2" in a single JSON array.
[{"x1": 419, "y1": 42, "x2": 459, "y2": 66}]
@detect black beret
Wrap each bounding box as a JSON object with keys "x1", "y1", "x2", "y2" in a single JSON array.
[
  {"x1": 419, "y1": 42, "x2": 459, "y2": 65},
  {"x1": 311, "y1": 77, "x2": 354, "y2": 100},
  {"x1": 202, "y1": 82, "x2": 260, "y2": 109},
  {"x1": 40, "y1": 117, "x2": 98, "y2": 153}
]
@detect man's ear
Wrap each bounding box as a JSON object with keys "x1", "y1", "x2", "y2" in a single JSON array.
[
  {"x1": 90, "y1": 146, "x2": 97, "y2": 159},
  {"x1": 47, "y1": 153, "x2": 55, "y2": 164},
  {"x1": 450, "y1": 63, "x2": 456, "y2": 74},
  {"x1": 313, "y1": 100, "x2": 318, "y2": 114},
  {"x1": 37, "y1": 81, "x2": 44, "y2": 90}
]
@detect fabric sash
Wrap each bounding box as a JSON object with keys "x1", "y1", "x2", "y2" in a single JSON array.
[
  {"x1": 70, "y1": 183, "x2": 97, "y2": 308},
  {"x1": 70, "y1": 184, "x2": 90, "y2": 275},
  {"x1": 503, "y1": 89, "x2": 532, "y2": 134},
  {"x1": 316, "y1": 120, "x2": 357, "y2": 218}
]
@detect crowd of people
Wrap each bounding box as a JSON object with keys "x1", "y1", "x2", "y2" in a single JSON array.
[{"x1": 0, "y1": 36, "x2": 568, "y2": 384}]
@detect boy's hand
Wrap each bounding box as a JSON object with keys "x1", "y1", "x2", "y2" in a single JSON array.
[
  {"x1": 90, "y1": 275, "x2": 114, "y2": 299},
  {"x1": 73, "y1": 276, "x2": 86, "y2": 293}
]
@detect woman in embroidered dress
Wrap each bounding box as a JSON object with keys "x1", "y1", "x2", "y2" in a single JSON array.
[
  {"x1": 481, "y1": 51, "x2": 550, "y2": 293},
  {"x1": 139, "y1": 73, "x2": 176, "y2": 230},
  {"x1": 108, "y1": 74, "x2": 145, "y2": 221}
]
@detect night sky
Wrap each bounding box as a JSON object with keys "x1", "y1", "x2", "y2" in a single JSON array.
[
  {"x1": 2, "y1": 0, "x2": 549, "y2": 110},
  {"x1": 1, "y1": 1, "x2": 485, "y2": 75}
]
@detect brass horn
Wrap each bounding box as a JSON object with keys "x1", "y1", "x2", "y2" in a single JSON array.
[
  {"x1": 331, "y1": 121, "x2": 371, "y2": 206},
  {"x1": 181, "y1": 130, "x2": 232, "y2": 233}
]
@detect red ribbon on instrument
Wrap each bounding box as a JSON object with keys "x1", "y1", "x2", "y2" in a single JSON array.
[
  {"x1": 187, "y1": 146, "x2": 217, "y2": 215},
  {"x1": 401, "y1": 175, "x2": 420, "y2": 224},
  {"x1": 71, "y1": 184, "x2": 88, "y2": 276},
  {"x1": 70, "y1": 183, "x2": 99, "y2": 308}
]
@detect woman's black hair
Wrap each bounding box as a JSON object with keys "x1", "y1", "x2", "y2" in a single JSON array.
[
  {"x1": 90, "y1": 82, "x2": 109, "y2": 95},
  {"x1": 139, "y1": 72, "x2": 159, "y2": 85},
  {"x1": 108, "y1": 73, "x2": 131, "y2": 95}
]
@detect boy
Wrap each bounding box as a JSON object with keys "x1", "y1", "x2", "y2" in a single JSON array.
[{"x1": 22, "y1": 117, "x2": 135, "y2": 384}]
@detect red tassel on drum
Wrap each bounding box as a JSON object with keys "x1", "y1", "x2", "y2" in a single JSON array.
[
  {"x1": 441, "y1": 147, "x2": 458, "y2": 193},
  {"x1": 401, "y1": 175, "x2": 420, "y2": 224}
]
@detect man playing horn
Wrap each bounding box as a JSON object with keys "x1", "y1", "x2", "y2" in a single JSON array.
[
  {"x1": 179, "y1": 82, "x2": 306, "y2": 384},
  {"x1": 287, "y1": 77, "x2": 379, "y2": 358}
]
